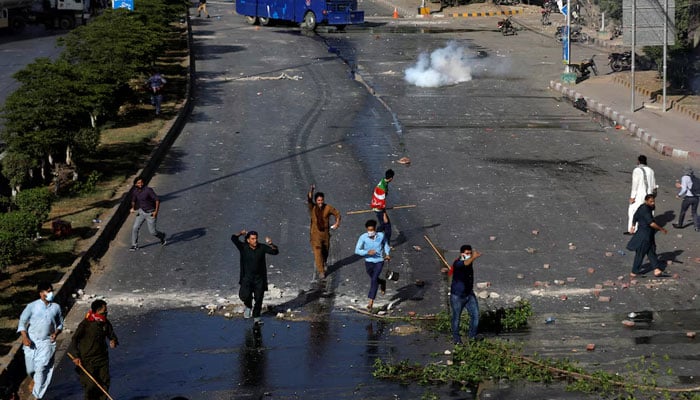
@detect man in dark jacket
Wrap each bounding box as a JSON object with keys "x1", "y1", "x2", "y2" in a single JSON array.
[
  {"x1": 130, "y1": 176, "x2": 167, "y2": 251},
  {"x1": 626, "y1": 194, "x2": 668, "y2": 277},
  {"x1": 68, "y1": 300, "x2": 118, "y2": 400},
  {"x1": 232, "y1": 230, "x2": 279, "y2": 325}
]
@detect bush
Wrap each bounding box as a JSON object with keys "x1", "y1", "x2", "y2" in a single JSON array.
[
  {"x1": 0, "y1": 231, "x2": 31, "y2": 269},
  {"x1": 0, "y1": 210, "x2": 42, "y2": 239},
  {"x1": 14, "y1": 187, "x2": 53, "y2": 222}
]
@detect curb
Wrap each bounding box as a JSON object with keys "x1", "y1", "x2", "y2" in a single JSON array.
[
  {"x1": 0, "y1": 14, "x2": 197, "y2": 397},
  {"x1": 446, "y1": 8, "x2": 522, "y2": 17},
  {"x1": 611, "y1": 75, "x2": 700, "y2": 122},
  {"x1": 549, "y1": 80, "x2": 700, "y2": 160}
]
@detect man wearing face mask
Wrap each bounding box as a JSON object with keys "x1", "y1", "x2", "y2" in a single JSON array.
[
  {"x1": 450, "y1": 245, "x2": 482, "y2": 345},
  {"x1": 17, "y1": 282, "x2": 64, "y2": 400},
  {"x1": 354, "y1": 219, "x2": 391, "y2": 311},
  {"x1": 626, "y1": 194, "x2": 668, "y2": 277},
  {"x1": 68, "y1": 299, "x2": 119, "y2": 400}
]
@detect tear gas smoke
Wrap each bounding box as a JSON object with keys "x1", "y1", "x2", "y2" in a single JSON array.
[{"x1": 404, "y1": 41, "x2": 473, "y2": 88}]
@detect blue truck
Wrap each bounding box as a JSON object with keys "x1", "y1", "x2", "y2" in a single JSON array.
[{"x1": 236, "y1": 0, "x2": 363, "y2": 30}]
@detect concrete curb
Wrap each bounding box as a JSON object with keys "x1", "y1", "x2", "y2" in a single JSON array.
[
  {"x1": 612, "y1": 75, "x2": 700, "y2": 122},
  {"x1": 445, "y1": 8, "x2": 522, "y2": 17},
  {"x1": 549, "y1": 80, "x2": 700, "y2": 160},
  {"x1": 0, "y1": 15, "x2": 197, "y2": 397}
]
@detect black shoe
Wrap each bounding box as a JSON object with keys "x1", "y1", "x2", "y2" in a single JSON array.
[
  {"x1": 160, "y1": 234, "x2": 167, "y2": 246},
  {"x1": 623, "y1": 231, "x2": 632, "y2": 235},
  {"x1": 672, "y1": 223, "x2": 682, "y2": 229}
]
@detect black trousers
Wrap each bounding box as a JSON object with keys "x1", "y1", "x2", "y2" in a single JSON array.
[
  {"x1": 677, "y1": 196, "x2": 698, "y2": 227},
  {"x1": 239, "y1": 282, "x2": 265, "y2": 318}
]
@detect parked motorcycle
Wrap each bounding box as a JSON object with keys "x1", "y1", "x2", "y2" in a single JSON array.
[
  {"x1": 543, "y1": 0, "x2": 558, "y2": 13},
  {"x1": 568, "y1": 55, "x2": 598, "y2": 81},
  {"x1": 608, "y1": 51, "x2": 631, "y2": 72},
  {"x1": 498, "y1": 17, "x2": 517, "y2": 36},
  {"x1": 555, "y1": 25, "x2": 589, "y2": 43}
]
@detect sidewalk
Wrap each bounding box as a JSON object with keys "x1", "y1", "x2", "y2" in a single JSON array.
[{"x1": 550, "y1": 75, "x2": 700, "y2": 160}]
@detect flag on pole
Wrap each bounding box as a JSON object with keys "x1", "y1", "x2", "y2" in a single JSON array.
[{"x1": 556, "y1": 0, "x2": 568, "y2": 16}]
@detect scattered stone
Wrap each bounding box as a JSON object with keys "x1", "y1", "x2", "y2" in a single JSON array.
[
  {"x1": 622, "y1": 320, "x2": 635, "y2": 327},
  {"x1": 617, "y1": 275, "x2": 625, "y2": 281},
  {"x1": 603, "y1": 280, "x2": 615, "y2": 287},
  {"x1": 477, "y1": 291, "x2": 489, "y2": 299},
  {"x1": 276, "y1": 312, "x2": 285, "y2": 318},
  {"x1": 525, "y1": 247, "x2": 537, "y2": 254},
  {"x1": 476, "y1": 282, "x2": 491, "y2": 289},
  {"x1": 513, "y1": 295, "x2": 522, "y2": 303},
  {"x1": 397, "y1": 157, "x2": 411, "y2": 165},
  {"x1": 377, "y1": 310, "x2": 386, "y2": 315},
  {"x1": 554, "y1": 279, "x2": 565, "y2": 285},
  {"x1": 586, "y1": 343, "x2": 596, "y2": 351},
  {"x1": 621, "y1": 283, "x2": 630, "y2": 289},
  {"x1": 568, "y1": 243, "x2": 577, "y2": 250},
  {"x1": 392, "y1": 325, "x2": 421, "y2": 335},
  {"x1": 490, "y1": 292, "x2": 500, "y2": 299},
  {"x1": 534, "y1": 281, "x2": 543, "y2": 287},
  {"x1": 516, "y1": 273, "x2": 524, "y2": 279},
  {"x1": 489, "y1": 236, "x2": 497, "y2": 241},
  {"x1": 673, "y1": 273, "x2": 680, "y2": 279},
  {"x1": 224, "y1": 312, "x2": 232, "y2": 318},
  {"x1": 687, "y1": 331, "x2": 696, "y2": 338},
  {"x1": 531, "y1": 230, "x2": 539, "y2": 235},
  {"x1": 560, "y1": 294, "x2": 568, "y2": 301},
  {"x1": 444, "y1": 350, "x2": 452, "y2": 355},
  {"x1": 676, "y1": 234, "x2": 683, "y2": 238},
  {"x1": 595, "y1": 284, "x2": 603, "y2": 290},
  {"x1": 446, "y1": 359, "x2": 454, "y2": 366},
  {"x1": 545, "y1": 316, "x2": 555, "y2": 324},
  {"x1": 604, "y1": 252, "x2": 614, "y2": 257},
  {"x1": 412, "y1": 245, "x2": 422, "y2": 251},
  {"x1": 408, "y1": 311, "x2": 416, "y2": 317},
  {"x1": 566, "y1": 277, "x2": 576, "y2": 283},
  {"x1": 587, "y1": 267, "x2": 595, "y2": 274},
  {"x1": 543, "y1": 263, "x2": 550, "y2": 269},
  {"x1": 598, "y1": 296, "x2": 611, "y2": 302},
  {"x1": 592, "y1": 289, "x2": 601, "y2": 297}
]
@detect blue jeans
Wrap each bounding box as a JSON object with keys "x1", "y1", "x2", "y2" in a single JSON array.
[
  {"x1": 450, "y1": 292, "x2": 479, "y2": 343},
  {"x1": 365, "y1": 261, "x2": 385, "y2": 300},
  {"x1": 131, "y1": 209, "x2": 164, "y2": 247},
  {"x1": 151, "y1": 93, "x2": 163, "y2": 115}
]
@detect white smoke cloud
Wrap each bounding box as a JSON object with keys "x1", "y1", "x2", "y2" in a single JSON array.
[{"x1": 404, "y1": 41, "x2": 474, "y2": 88}]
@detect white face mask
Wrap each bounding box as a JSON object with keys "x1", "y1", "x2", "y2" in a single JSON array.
[
  {"x1": 461, "y1": 254, "x2": 472, "y2": 261},
  {"x1": 45, "y1": 291, "x2": 55, "y2": 302},
  {"x1": 367, "y1": 231, "x2": 376, "y2": 238}
]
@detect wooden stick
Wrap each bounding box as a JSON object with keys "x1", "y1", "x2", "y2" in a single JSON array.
[
  {"x1": 423, "y1": 235, "x2": 451, "y2": 269},
  {"x1": 346, "y1": 204, "x2": 416, "y2": 215},
  {"x1": 67, "y1": 352, "x2": 115, "y2": 400}
]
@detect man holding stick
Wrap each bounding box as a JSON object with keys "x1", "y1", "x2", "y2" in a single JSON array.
[
  {"x1": 68, "y1": 299, "x2": 118, "y2": 400},
  {"x1": 307, "y1": 185, "x2": 341, "y2": 280}
]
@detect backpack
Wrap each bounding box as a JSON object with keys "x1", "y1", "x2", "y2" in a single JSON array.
[{"x1": 690, "y1": 174, "x2": 700, "y2": 196}]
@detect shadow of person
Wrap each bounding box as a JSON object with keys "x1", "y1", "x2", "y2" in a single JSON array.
[
  {"x1": 385, "y1": 280, "x2": 430, "y2": 310},
  {"x1": 658, "y1": 249, "x2": 684, "y2": 265},
  {"x1": 163, "y1": 227, "x2": 207, "y2": 246},
  {"x1": 654, "y1": 210, "x2": 675, "y2": 226}
]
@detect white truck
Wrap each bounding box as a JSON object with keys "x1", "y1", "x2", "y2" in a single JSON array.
[{"x1": 1, "y1": 0, "x2": 86, "y2": 32}]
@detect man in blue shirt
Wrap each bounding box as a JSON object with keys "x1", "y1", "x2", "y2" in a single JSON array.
[
  {"x1": 17, "y1": 282, "x2": 64, "y2": 400},
  {"x1": 355, "y1": 219, "x2": 391, "y2": 311},
  {"x1": 450, "y1": 245, "x2": 482, "y2": 344}
]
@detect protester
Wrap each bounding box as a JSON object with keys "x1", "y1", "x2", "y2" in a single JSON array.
[
  {"x1": 626, "y1": 155, "x2": 657, "y2": 234},
  {"x1": 68, "y1": 300, "x2": 119, "y2": 400},
  {"x1": 450, "y1": 245, "x2": 482, "y2": 345},
  {"x1": 370, "y1": 169, "x2": 395, "y2": 245},
  {"x1": 672, "y1": 166, "x2": 698, "y2": 231},
  {"x1": 626, "y1": 194, "x2": 668, "y2": 277},
  {"x1": 354, "y1": 220, "x2": 391, "y2": 311},
  {"x1": 146, "y1": 71, "x2": 167, "y2": 115},
  {"x1": 17, "y1": 282, "x2": 64, "y2": 400},
  {"x1": 307, "y1": 184, "x2": 341, "y2": 280},
  {"x1": 130, "y1": 176, "x2": 167, "y2": 251},
  {"x1": 196, "y1": 0, "x2": 210, "y2": 18},
  {"x1": 232, "y1": 230, "x2": 279, "y2": 325}
]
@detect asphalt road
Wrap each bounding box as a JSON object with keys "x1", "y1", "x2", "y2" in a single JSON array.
[{"x1": 41, "y1": 1, "x2": 700, "y2": 398}]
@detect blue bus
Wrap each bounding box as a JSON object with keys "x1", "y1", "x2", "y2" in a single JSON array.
[{"x1": 236, "y1": 0, "x2": 363, "y2": 30}]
